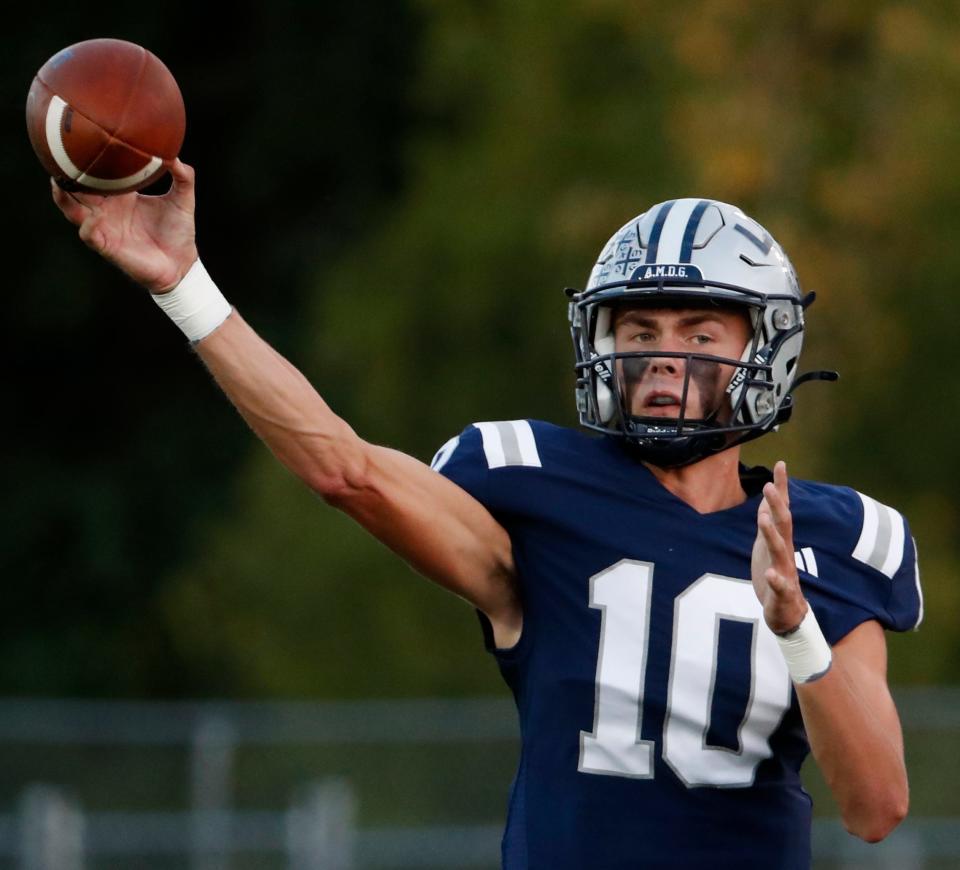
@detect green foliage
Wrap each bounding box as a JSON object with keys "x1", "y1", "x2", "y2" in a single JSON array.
[
  {"x1": 163, "y1": 0, "x2": 960, "y2": 693},
  {"x1": 10, "y1": 0, "x2": 960, "y2": 695}
]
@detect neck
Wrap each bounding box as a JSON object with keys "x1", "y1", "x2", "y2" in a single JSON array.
[{"x1": 644, "y1": 447, "x2": 746, "y2": 514}]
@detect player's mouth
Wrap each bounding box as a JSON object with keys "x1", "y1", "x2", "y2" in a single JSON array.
[{"x1": 643, "y1": 391, "x2": 683, "y2": 412}]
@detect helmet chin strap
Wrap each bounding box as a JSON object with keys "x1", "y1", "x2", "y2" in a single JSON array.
[
  {"x1": 616, "y1": 352, "x2": 751, "y2": 468},
  {"x1": 620, "y1": 424, "x2": 732, "y2": 469}
]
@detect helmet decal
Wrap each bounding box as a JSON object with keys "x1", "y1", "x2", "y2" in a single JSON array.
[
  {"x1": 642, "y1": 199, "x2": 675, "y2": 263},
  {"x1": 677, "y1": 199, "x2": 712, "y2": 262},
  {"x1": 733, "y1": 221, "x2": 774, "y2": 254}
]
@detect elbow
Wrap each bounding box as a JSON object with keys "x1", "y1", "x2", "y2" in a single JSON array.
[
  {"x1": 302, "y1": 432, "x2": 370, "y2": 504},
  {"x1": 843, "y1": 789, "x2": 909, "y2": 843},
  {"x1": 312, "y1": 473, "x2": 355, "y2": 505},
  {"x1": 310, "y1": 462, "x2": 366, "y2": 505}
]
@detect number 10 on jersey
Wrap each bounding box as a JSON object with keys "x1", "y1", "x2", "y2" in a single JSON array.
[{"x1": 579, "y1": 560, "x2": 794, "y2": 787}]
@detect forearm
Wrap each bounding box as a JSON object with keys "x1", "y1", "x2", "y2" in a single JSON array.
[
  {"x1": 754, "y1": 469, "x2": 909, "y2": 841},
  {"x1": 151, "y1": 264, "x2": 518, "y2": 622},
  {"x1": 194, "y1": 309, "x2": 364, "y2": 495},
  {"x1": 796, "y1": 647, "x2": 908, "y2": 841}
]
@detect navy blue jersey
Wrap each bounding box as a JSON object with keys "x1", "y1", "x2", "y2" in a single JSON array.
[{"x1": 431, "y1": 420, "x2": 922, "y2": 870}]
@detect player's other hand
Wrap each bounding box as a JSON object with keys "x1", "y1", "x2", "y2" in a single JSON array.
[
  {"x1": 49, "y1": 159, "x2": 199, "y2": 295},
  {"x1": 751, "y1": 460, "x2": 809, "y2": 635}
]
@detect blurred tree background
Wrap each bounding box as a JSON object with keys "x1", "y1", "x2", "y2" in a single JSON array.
[{"x1": 4, "y1": 0, "x2": 959, "y2": 700}]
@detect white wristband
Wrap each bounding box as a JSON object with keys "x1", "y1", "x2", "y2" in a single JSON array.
[
  {"x1": 775, "y1": 607, "x2": 833, "y2": 684},
  {"x1": 152, "y1": 258, "x2": 232, "y2": 342}
]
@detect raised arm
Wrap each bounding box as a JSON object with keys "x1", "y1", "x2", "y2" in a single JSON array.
[
  {"x1": 50, "y1": 161, "x2": 521, "y2": 647},
  {"x1": 752, "y1": 462, "x2": 908, "y2": 842}
]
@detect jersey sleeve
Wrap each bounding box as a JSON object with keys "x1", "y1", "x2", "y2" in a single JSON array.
[
  {"x1": 431, "y1": 421, "x2": 546, "y2": 669},
  {"x1": 429, "y1": 424, "x2": 491, "y2": 506},
  {"x1": 795, "y1": 484, "x2": 923, "y2": 644},
  {"x1": 429, "y1": 419, "x2": 545, "y2": 516},
  {"x1": 879, "y1": 522, "x2": 923, "y2": 632}
]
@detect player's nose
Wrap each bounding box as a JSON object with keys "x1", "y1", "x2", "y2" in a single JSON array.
[{"x1": 648, "y1": 354, "x2": 682, "y2": 375}]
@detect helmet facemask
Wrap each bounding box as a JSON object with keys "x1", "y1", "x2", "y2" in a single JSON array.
[
  {"x1": 575, "y1": 299, "x2": 787, "y2": 467},
  {"x1": 569, "y1": 199, "x2": 826, "y2": 467}
]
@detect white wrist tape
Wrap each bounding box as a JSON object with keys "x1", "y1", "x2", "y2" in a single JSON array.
[
  {"x1": 151, "y1": 258, "x2": 232, "y2": 342},
  {"x1": 775, "y1": 607, "x2": 833, "y2": 684}
]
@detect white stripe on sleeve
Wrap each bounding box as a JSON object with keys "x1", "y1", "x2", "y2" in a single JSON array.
[
  {"x1": 472, "y1": 421, "x2": 542, "y2": 469},
  {"x1": 852, "y1": 492, "x2": 880, "y2": 565},
  {"x1": 509, "y1": 420, "x2": 542, "y2": 468},
  {"x1": 880, "y1": 508, "x2": 906, "y2": 579},
  {"x1": 474, "y1": 422, "x2": 507, "y2": 469},
  {"x1": 852, "y1": 491, "x2": 907, "y2": 579}
]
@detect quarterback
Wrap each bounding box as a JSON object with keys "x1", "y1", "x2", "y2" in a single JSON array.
[{"x1": 52, "y1": 165, "x2": 920, "y2": 869}]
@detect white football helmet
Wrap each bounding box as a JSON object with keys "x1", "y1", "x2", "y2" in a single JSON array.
[{"x1": 568, "y1": 198, "x2": 832, "y2": 467}]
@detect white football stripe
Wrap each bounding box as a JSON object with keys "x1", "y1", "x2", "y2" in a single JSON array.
[
  {"x1": 45, "y1": 96, "x2": 82, "y2": 179},
  {"x1": 794, "y1": 551, "x2": 806, "y2": 573},
  {"x1": 77, "y1": 158, "x2": 163, "y2": 191},
  {"x1": 45, "y1": 94, "x2": 162, "y2": 191}
]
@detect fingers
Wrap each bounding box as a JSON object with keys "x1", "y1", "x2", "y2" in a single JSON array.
[
  {"x1": 773, "y1": 459, "x2": 790, "y2": 506},
  {"x1": 758, "y1": 511, "x2": 797, "y2": 603},
  {"x1": 50, "y1": 178, "x2": 91, "y2": 226},
  {"x1": 758, "y1": 508, "x2": 790, "y2": 564},
  {"x1": 762, "y1": 468, "x2": 793, "y2": 539},
  {"x1": 76, "y1": 213, "x2": 107, "y2": 253},
  {"x1": 167, "y1": 158, "x2": 196, "y2": 211},
  {"x1": 169, "y1": 157, "x2": 194, "y2": 182},
  {"x1": 764, "y1": 566, "x2": 793, "y2": 597},
  {"x1": 758, "y1": 472, "x2": 796, "y2": 579},
  {"x1": 50, "y1": 178, "x2": 111, "y2": 221},
  {"x1": 50, "y1": 179, "x2": 109, "y2": 251},
  {"x1": 757, "y1": 461, "x2": 806, "y2": 629}
]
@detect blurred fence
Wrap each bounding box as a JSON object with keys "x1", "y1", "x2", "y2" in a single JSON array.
[{"x1": 0, "y1": 689, "x2": 955, "y2": 869}]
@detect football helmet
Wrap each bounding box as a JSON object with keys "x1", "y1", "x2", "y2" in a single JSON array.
[{"x1": 568, "y1": 198, "x2": 833, "y2": 467}]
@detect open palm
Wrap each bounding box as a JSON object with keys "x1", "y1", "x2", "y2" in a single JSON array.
[{"x1": 51, "y1": 159, "x2": 199, "y2": 294}]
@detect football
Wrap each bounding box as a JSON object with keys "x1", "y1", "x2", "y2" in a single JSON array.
[{"x1": 25, "y1": 38, "x2": 186, "y2": 195}]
